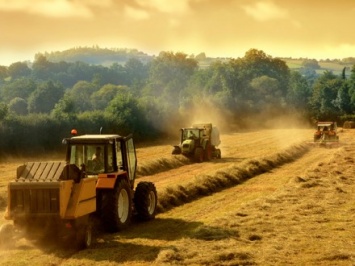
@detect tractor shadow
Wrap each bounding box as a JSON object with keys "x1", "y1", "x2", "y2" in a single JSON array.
[
  {"x1": 117, "y1": 217, "x2": 239, "y2": 242},
  {"x1": 210, "y1": 157, "x2": 246, "y2": 163},
  {"x1": 6, "y1": 217, "x2": 238, "y2": 265}
]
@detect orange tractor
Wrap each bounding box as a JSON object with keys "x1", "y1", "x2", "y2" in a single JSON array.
[
  {"x1": 2, "y1": 130, "x2": 157, "y2": 249},
  {"x1": 313, "y1": 121, "x2": 339, "y2": 146}
]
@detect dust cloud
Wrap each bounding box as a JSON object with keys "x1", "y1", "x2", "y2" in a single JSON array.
[{"x1": 156, "y1": 96, "x2": 313, "y2": 138}]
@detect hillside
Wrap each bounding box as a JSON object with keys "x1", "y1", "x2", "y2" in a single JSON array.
[
  {"x1": 0, "y1": 128, "x2": 354, "y2": 265},
  {"x1": 36, "y1": 47, "x2": 354, "y2": 75}
]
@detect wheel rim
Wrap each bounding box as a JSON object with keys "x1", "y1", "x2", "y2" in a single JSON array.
[
  {"x1": 85, "y1": 227, "x2": 92, "y2": 247},
  {"x1": 118, "y1": 189, "x2": 129, "y2": 222},
  {"x1": 148, "y1": 191, "x2": 156, "y2": 215}
]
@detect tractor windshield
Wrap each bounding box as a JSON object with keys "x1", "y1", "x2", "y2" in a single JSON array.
[
  {"x1": 183, "y1": 129, "x2": 200, "y2": 140},
  {"x1": 69, "y1": 144, "x2": 117, "y2": 174}
]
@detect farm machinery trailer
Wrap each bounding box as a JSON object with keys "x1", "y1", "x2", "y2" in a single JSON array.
[
  {"x1": 3, "y1": 130, "x2": 157, "y2": 249},
  {"x1": 172, "y1": 123, "x2": 221, "y2": 162}
]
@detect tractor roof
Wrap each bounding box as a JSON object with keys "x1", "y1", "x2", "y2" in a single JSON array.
[
  {"x1": 71, "y1": 134, "x2": 121, "y2": 139},
  {"x1": 317, "y1": 122, "x2": 336, "y2": 126},
  {"x1": 67, "y1": 134, "x2": 123, "y2": 144}
]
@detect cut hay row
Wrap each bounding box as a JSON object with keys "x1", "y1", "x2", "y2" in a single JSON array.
[
  {"x1": 137, "y1": 155, "x2": 191, "y2": 177},
  {"x1": 156, "y1": 143, "x2": 310, "y2": 213}
]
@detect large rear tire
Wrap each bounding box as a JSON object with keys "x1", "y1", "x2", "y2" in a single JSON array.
[
  {"x1": 0, "y1": 223, "x2": 14, "y2": 247},
  {"x1": 101, "y1": 179, "x2": 132, "y2": 232},
  {"x1": 194, "y1": 147, "x2": 204, "y2": 163},
  {"x1": 134, "y1": 182, "x2": 158, "y2": 221},
  {"x1": 204, "y1": 141, "x2": 212, "y2": 161},
  {"x1": 216, "y1": 149, "x2": 221, "y2": 159}
]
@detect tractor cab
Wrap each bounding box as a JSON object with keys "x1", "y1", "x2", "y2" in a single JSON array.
[
  {"x1": 172, "y1": 123, "x2": 221, "y2": 162},
  {"x1": 63, "y1": 133, "x2": 137, "y2": 183},
  {"x1": 179, "y1": 127, "x2": 206, "y2": 154}
]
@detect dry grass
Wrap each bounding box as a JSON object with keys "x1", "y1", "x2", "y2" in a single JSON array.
[
  {"x1": 157, "y1": 143, "x2": 309, "y2": 213},
  {"x1": 0, "y1": 129, "x2": 354, "y2": 265},
  {"x1": 137, "y1": 155, "x2": 191, "y2": 177}
]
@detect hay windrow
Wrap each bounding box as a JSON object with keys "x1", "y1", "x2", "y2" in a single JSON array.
[
  {"x1": 157, "y1": 143, "x2": 310, "y2": 213},
  {"x1": 137, "y1": 155, "x2": 191, "y2": 177}
]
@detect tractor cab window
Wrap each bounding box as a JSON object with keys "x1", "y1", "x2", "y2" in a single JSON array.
[
  {"x1": 184, "y1": 129, "x2": 199, "y2": 140},
  {"x1": 69, "y1": 144, "x2": 110, "y2": 174},
  {"x1": 116, "y1": 141, "x2": 123, "y2": 169}
]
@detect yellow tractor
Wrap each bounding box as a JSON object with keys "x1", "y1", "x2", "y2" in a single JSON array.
[{"x1": 3, "y1": 130, "x2": 157, "y2": 249}]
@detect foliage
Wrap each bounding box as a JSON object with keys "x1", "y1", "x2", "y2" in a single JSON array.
[
  {"x1": 8, "y1": 97, "x2": 28, "y2": 115},
  {"x1": 91, "y1": 84, "x2": 129, "y2": 110},
  {"x1": 7, "y1": 62, "x2": 31, "y2": 79},
  {"x1": 301, "y1": 59, "x2": 321, "y2": 69},
  {"x1": 0, "y1": 47, "x2": 354, "y2": 154},
  {"x1": 28, "y1": 80, "x2": 65, "y2": 113},
  {"x1": 0, "y1": 77, "x2": 37, "y2": 102},
  {"x1": 0, "y1": 65, "x2": 8, "y2": 80},
  {"x1": 66, "y1": 80, "x2": 97, "y2": 112}
]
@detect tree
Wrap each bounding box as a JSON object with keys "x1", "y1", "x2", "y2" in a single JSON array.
[
  {"x1": 241, "y1": 49, "x2": 290, "y2": 99},
  {"x1": 67, "y1": 80, "x2": 98, "y2": 112},
  {"x1": 105, "y1": 93, "x2": 148, "y2": 135},
  {"x1": 91, "y1": 84, "x2": 129, "y2": 110},
  {"x1": 28, "y1": 80, "x2": 65, "y2": 113},
  {"x1": 0, "y1": 77, "x2": 37, "y2": 102},
  {"x1": 51, "y1": 95, "x2": 76, "y2": 120},
  {"x1": 8, "y1": 62, "x2": 31, "y2": 79},
  {"x1": 143, "y1": 51, "x2": 198, "y2": 103},
  {"x1": 8, "y1": 97, "x2": 28, "y2": 115},
  {"x1": 0, "y1": 65, "x2": 8, "y2": 81},
  {"x1": 124, "y1": 58, "x2": 148, "y2": 86},
  {"x1": 333, "y1": 81, "x2": 352, "y2": 114},
  {"x1": 299, "y1": 67, "x2": 318, "y2": 86},
  {"x1": 301, "y1": 59, "x2": 321, "y2": 69},
  {"x1": 249, "y1": 75, "x2": 282, "y2": 112},
  {"x1": 32, "y1": 55, "x2": 52, "y2": 80},
  {"x1": 0, "y1": 103, "x2": 8, "y2": 120},
  {"x1": 195, "y1": 52, "x2": 207, "y2": 61},
  {"x1": 286, "y1": 71, "x2": 312, "y2": 115},
  {"x1": 310, "y1": 71, "x2": 342, "y2": 120},
  {"x1": 348, "y1": 65, "x2": 355, "y2": 109}
]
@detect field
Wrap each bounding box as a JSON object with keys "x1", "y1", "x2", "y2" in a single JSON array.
[{"x1": 0, "y1": 128, "x2": 355, "y2": 265}]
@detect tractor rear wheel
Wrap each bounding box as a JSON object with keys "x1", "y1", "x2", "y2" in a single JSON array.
[
  {"x1": 0, "y1": 223, "x2": 14, "y2": 247},
  {"x1": 204, "y1": 141, "x2": 212, "y2": 161},
  {"x1": 101, "y1": 179, "x2": 132, "y2": 232},
  {"x1": 194, "y1": 147, "x2": 204, "y2": 163},
  {"x1": 134, "y1": 182, "x2": 158, "y2": 221},
  {"x1": 216, "y1": 149, "x2": 222, "y2": 159},
  {"x1": 75, "y1": 222, "x2": 92, "y2": 249}
]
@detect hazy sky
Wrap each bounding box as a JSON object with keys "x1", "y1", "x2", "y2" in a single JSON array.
[{"x1": 1, "y1": 0, "x2": 355, "y2": 65}]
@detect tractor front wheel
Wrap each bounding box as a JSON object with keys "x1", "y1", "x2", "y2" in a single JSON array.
[
  {"x1": 101, "y1": 179, "x2": 132, "y2": 232},
  {"x1": 134, "y1": 182, "x2": 158, "y2": 221}
]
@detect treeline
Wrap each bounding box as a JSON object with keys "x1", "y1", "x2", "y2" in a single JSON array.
[
  {"x1": 1, "y1": 48, "x2": 355, "y2": 155},
  {"x1": 39, "y1": 46, "x2": 153, "y2": 65}
]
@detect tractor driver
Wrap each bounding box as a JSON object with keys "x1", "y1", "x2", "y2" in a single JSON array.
[
  {"x1": 92, "y1": 146, "x2": 104, "y2": 171},
  {"x1": 188, "y1": 130, "x2": 197, "y2": 139}
]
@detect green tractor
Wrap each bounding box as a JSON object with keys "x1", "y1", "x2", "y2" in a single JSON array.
[{"x1": 172, "y1": 123, "x2": 221, "y2": 162}]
